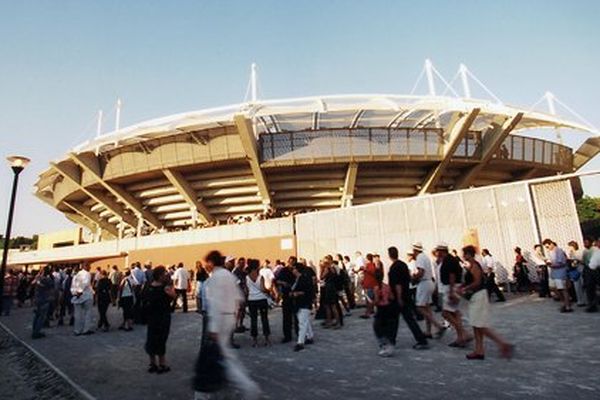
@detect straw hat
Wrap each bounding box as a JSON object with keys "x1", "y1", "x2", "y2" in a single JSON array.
[
  {"x1": 434, "y1": 242, "x2": 449, "y2": 251},
  {"x1": 412, "y1": 242, "x2": 424, "y2": 252}
]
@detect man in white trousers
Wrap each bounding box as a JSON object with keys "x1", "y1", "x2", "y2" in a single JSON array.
[
  {"x1": 195, "y1": 250, "x2": 260, "y2": 400},
  {"x1": 71, "y1": 264, "x2": 94, "y2": 336}
]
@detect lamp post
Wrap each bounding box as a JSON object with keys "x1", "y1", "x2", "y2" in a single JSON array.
[{"x1": 0, "y1": 155, "x2": 30, "y2": 314}]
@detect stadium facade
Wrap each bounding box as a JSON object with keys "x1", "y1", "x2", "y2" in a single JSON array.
[
  {"x1": 11, "y1": 63, "x2": 600, "y2": 268},
  {"x1": 35, "y1": 93, "x2": 598, "y2": 239}
]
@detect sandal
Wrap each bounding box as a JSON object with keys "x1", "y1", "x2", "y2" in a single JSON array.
[
  {"x1": 501, "y1": 344, "x2": 515, "y2": 360},
  {"x1": 466, "y1": 352, "x2": 485, "y2": 360}
]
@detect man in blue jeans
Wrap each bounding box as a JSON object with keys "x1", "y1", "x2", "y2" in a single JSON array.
[{"x1": 32, "y1": 266, "x2": 54, "y2": 339}]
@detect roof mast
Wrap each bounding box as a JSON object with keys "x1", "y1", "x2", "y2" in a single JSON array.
[{"x1": 424, "y1": 59, "x2": 436, "y2": 96}]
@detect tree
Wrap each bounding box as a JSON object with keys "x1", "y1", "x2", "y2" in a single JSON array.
[
  {"x1": 576, "y1": 196, "x2": 600, "y2": 223},
  {"x1": 0, "y1": 235, "x2": 37, "y2": 250}
]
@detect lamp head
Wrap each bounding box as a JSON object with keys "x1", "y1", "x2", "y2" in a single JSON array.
[{"x1": 6, "y1": 156, "x2": 30, "y2": 173}]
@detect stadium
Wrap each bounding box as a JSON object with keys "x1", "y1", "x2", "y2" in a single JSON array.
[
  {"x1": 12, "y1": 62, "x2": 599, "y2": 268},
  {"x1": 35, "y1": 69, "x2": 599, "y2": 232}
]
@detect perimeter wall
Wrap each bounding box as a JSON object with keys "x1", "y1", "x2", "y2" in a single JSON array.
[{"x1": 295, "y1": 178, "x2": 582, "y2": 275}]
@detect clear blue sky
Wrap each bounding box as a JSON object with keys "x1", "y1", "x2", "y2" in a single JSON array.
[{"x1": 1, "y1": 0, "x2": 599, "y2": 236}]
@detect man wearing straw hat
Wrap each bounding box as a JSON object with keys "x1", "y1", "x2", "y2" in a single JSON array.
[{"x1": 434, "y1": 242, "x2": 470, "y2": 347}]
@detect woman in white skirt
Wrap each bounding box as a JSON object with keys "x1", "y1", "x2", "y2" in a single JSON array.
[{"x1": 459, "y1": 245, "x2": 513, "y2": 360}]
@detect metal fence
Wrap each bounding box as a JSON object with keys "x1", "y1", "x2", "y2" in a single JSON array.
[
  {"x1": 259, "y1": 128, "x2": 573, "y2": 170},
  {"x1": 295, "y1": 177, "x2": 583, "y2": 278}
]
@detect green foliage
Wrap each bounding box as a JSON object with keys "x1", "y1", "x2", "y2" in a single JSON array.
[
  {"x1": 577, "y1": 196, "x2": 600, "y2": 223},
  {"x1": 0, "y1": 235, "x2": 38, "y2": 250}
]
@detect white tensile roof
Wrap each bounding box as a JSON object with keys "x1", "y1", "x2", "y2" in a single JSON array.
[{"x1": 72, "y1": 94, "x2": 597, "y2": 155}]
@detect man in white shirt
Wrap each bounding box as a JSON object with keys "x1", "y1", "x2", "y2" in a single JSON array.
[
  {"x1": 131, "y1": 263, "x2": 146, "y2": 287},
  {"x1": 172, "y1": 262, "x2": 190, "y2": 313},
  {"x1": 71, "y1": 264, "x2": 94, "y2": 335},
  {"x1": 585, "y1": 238, "x2": 600, "y2": 312},
  {"x1": 130, "y1": 262, "x2": 146, "y2": 323},
  {"x1": 481, "y1": 249, "x2": 505, "y2": 302},
  {"x1": 195, "y1": 250, "x2": 260, "y2": 400},
  {"x1": 353, "y1": 251, "x2": 366, "y2": 304},
  {"x1": 411, "y1": 242, "x2": 445, "y2": 338},
  {"x1": 259, "y1": 260, "x2": 275, "y2": 291}
]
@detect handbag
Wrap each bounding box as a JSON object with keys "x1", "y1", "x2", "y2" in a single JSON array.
[{"x1": 567, "y1": 267, "x2": 581, "y2": 282}]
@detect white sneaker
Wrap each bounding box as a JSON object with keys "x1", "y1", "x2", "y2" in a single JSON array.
[
  {"x1": 378, "y1": 345, "x2": 393, "y2": 357},
  {"x1": 384, "y1": 345, "x2": 395, "y2": 357}
]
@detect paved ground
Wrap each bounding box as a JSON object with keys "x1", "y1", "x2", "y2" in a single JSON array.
[
  {"x1": 1, "y1": 294, "x2": 599, "y2": 400},
  {"x1": 0, "y1": 325, "x2": 85, "y2": 400}
]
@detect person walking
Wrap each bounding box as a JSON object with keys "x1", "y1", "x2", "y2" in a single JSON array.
[
  {"x1": 411, "y1": 243, "x2": 446, "y2": 338},
  {"x1": 387, "y1": 246, "x2": 429, "y2": 350},
  {"x1": 194, "y1": 250, "x2": 260, "y2": 400},
  {"x1": 195, "y1": 263, "x2": 209, "y2": 314},
  {"x1": 108, "y1": 266, "x2": 122, "y2": 306},
  {"x1": 290, "y1": 263, "x2": 315, "y2": 352},
  {"x1": 481, "y1": 249, "x2": 506, "y2": 302},
  {"x1": 435, "y1": 242, "x2": 470, "y2": 348},
  {"x1": 513, "y1": 247, "x2": 532, "y2": 293},
  {"x1": 232, "y1": 258, "x2": 248, "y2": 333},
  {"x1": 31, "y1": 266, "x2": 54, "y2": 339},
  {"x1": 567, "y1": 241, "x2": 586, "y2": 307},
  {"x1": 2, "y1": 270, "x2": 18, "y2": 316},
  {"x1": 532, "y1": 244, "x2": 550, "y2": 297},
  {"x1": 459, "y1": 245, "x2": 514, "y2": 360},
  {"x1": 321, "y1": 259, "x2": 341, "y2": 328},
  {"x1": 245, "y1": 259, "x2": 271, "y2": 347},
  {"x1": 584, "y1": 238, "x2": 599, "y2": 312},
  {"x1": 118, "y1": 269, "x2": 136, "y2": 331},
  {"x1": 96, "y1": 270, "x2": 112, "y2": 331},
  {"x1": 145, "y1": 266, "x2": 176, "y2": 374},
  {"x1": 172, "y1": 262, "x2": 190, "y2": 313},
  {"x1": 58, "y1": 268, "x2": 74, "y2": 326},
  {"x1": 131, "y1": 262, "x2": 146, "y2": 323},
  {"x1": 543, "y1": 239, "x2": 572, "y2": 313},
  {"x1": 359, "y1": 254, "x2": 378, "y2": 319},
  {"x1": 372, "y1": 268, "x2": 396, "y2": 356},
  {"x1": 275, "y1": 256, "x2": 297, "y2": 343},
  {"x1": 71, "y1": 264, "x2": 95, "y2": 336},
  {"x1": 341, "y1": 255, "x2": 356, "y2": 309}
]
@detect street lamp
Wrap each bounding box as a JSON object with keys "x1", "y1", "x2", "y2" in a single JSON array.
[{"x1": 0, "y1": 155, "x2": 30, "y2": 314}]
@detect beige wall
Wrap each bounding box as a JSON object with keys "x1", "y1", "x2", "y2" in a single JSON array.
[
  {"x1": 37, "y1": 228, "x2": 82, "y2": 250},
  {"x1": 90, "y1": 256, "x2": 127, "y2": 271},
  {"x1": 91, "y1": 235, "x2": 296, "y2": 271},
  {"x1": 130, "y1": 236, "x2": 296, "y2": 267}
]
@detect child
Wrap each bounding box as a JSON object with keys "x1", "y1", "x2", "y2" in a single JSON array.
[{"x1": 372, "y1": 269, "x2": 395, "y2": 357}]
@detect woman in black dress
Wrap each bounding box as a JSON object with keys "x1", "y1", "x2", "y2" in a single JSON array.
[{"x1": 144, "y1": 266, "x2": 176, "y2": 373}]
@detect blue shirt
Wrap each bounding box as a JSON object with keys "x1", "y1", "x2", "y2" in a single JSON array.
[
  {"x1": 548, "y1": 247, "x2": 568, "y2": 280},
  {"x1": 132, "y1": 267, "x2": 146, "y2": 286}
]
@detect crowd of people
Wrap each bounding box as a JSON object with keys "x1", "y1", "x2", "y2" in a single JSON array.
[
  {"x1": 1, "y1": 235, "x2": 599, "y2": 399},
  {"x1": 121, "y1": 208, "x2": 316, "y2": 237}
]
